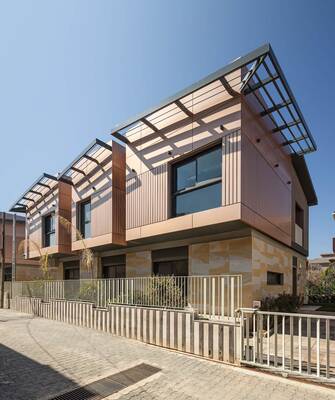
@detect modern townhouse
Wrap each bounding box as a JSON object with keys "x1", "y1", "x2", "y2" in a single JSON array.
[
  {"x1": 10, "y1": 44, "x2": 317, "y2": 307},
  {"x1": 0, "y1": 213, "x2": 39, "y2": 282}
]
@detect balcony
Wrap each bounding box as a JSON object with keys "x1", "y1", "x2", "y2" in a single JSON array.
[{"x1": 58, "y1": 139, "x2": 126, "y2": 251}]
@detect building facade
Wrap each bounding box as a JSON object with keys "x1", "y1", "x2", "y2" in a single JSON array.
[
  {"x1": 0, "y1": 213, "x2": 40, "y2": 281},
  {"x1": 10, "y1": 44, "x2": 317, "y2": 306}
]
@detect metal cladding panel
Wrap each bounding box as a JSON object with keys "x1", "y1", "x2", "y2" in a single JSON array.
[
  {"x1": 222, "y1": 130, "x2": 241, "y2": 206},
  {"x1": 126, "y1": 163, "x2": 168, "y2": 229}
]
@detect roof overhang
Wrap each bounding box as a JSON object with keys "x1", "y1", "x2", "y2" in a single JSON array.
[
  {"x1": 58, "y1": 138, "x2": 113, "y2": 185},
  {"x1": 9, "y1": 173, "x2": 59, "y2": 213},
  {"x1": 291, "y1": 154, "x2": 318, "y2": 206},
  {"x1": 111, "y1": 43, "x2": 316, "y2": 156}
]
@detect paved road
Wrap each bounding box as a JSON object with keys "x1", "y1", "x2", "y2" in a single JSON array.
[{"x1": 0, "y1": 309, "x2": 334, "y2": 400}]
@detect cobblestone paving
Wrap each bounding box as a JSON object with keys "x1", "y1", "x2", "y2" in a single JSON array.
[{"x1": 0, "y1": 309, "x2": 334, "y2": 400}]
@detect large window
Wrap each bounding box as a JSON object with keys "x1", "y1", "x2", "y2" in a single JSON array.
[
  {"x1": 152, "y1": 246, "x2": 188, "y2": 276},
  {"x1": 102, "y1": 255, "x2": 126, "y2": 279},
  {"x1": 43, "y1": 213, "x2": 56, "y2": 247},
  {"x1": 172, "y1": 145, "x2": 222, "y2": 217},
  {"x1": 63, "y1": 261, "x2": 80, "y2": 280},
  {"x1": 78, "y1": 199, "x2": 91, "y2": 239}
]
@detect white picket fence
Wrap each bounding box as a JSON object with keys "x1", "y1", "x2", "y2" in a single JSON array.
[
  {"x1": 9, "y1": 275, "x2": 242, "y2": 319},
  {"x1": 239, "y1": 308, "x2": 335, "y2": 381}
]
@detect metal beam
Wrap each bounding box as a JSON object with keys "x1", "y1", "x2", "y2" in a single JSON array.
[
  {"x1": 36, "y1": 182, "x2": 51, "y2": 189},
  {"x1": 110, "y1": 43, "x2": 271, "y2": 135},
  {"x1": 71, "y1": 167, "x2": 86, "y2": 176},
  {"x1": 260, "y1": 100, "x2": 292, "y2": 116},
  {"x1": 219, "y1": 76, "x2": 239, "y2": 97},
  {"x1": 272, "y1": 120, "x2": 301, "y2": 133},
  {"x1": 30, "y1": 190, "x2": 43, "y2": 197},
  {"x1": 175, "y1": 99, "x2": 193, "y2": 117},
  {"x1": 111, "y1": 131, "x2": 129, "y2": 145},
  {"x1": 243, "y1": 74, "x2": 279, "y2": 95},
  {"x1": 140, "y1": 118, "x2": 158, "y2": 132},
  {"x1": 83, "y1": 154, "x2": 100, "y2": 165},
  {"x1": 282, "y1": 136, "x2": 308, "y2": 146},
  {"x1": 240, "y1": 55, "x2": 265, "y2": 92}
]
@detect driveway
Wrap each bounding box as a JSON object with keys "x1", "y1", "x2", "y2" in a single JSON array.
[{"x1": 0, "y1": 309, "x2": 334, "y2": 400}]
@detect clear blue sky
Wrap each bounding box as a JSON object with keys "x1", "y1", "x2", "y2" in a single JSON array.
[{"x1": 0, "y1": 0, "x2": 334, "y2": 258}]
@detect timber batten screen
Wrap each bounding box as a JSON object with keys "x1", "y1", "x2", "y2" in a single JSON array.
[{"x1": 111, "y1": 43, "x2": 316, "y2": 156}]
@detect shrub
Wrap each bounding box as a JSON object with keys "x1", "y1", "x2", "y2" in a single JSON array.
[{"x1": 260, "y1": 293, "x2": 302, "y2": 313}]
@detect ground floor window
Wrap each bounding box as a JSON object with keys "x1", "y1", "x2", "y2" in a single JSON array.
[
  {"x1": 152, "y1": 246, "x2": 188, "y2": 276},
  {"x1": 267, "y1": 271, "x2": 284, "y2": 285},
  {"x1": 102, "y1": 255, "x2": 126, "y2": 279},
  {"x1": 63, "y1": 261, "x2": 80, "y2": 280},
  {"x1": 4, "y1": 266, "x2": 12, "y2": 281}
]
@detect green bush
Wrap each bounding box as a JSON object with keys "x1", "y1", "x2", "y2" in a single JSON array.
[{"x1": 260, "y1": 293, "x2": 302, "y2": 313}]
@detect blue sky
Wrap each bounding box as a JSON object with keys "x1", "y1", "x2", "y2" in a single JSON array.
[{"x1": 0, "y1": 0, "x2": 334, "y2": 258}]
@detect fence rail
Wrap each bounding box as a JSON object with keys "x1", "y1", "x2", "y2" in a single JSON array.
[
  {"x1": 239, "y1": 308, "x2": 335, "y2": 381},
  {"x1": 8, "y1": 275, "x2": 242, "y2": 319}
]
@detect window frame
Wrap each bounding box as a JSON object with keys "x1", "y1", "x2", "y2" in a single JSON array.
[
  {"x1": 267, "y1": 271, "x2": 284, "y2": 286},
  {"x1": 43, "y1": 212, "x2": 56, "y2": 248},
  {"x1": 171, "y1": 144, "x2": 222, "y2": 217},
  {"x1": 77, "y1": 198, "x2": 91, "y2": 239}
]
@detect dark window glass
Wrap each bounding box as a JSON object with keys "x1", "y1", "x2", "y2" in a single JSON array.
[
  {"x1": 295, "y1": 203, "x2": 304, "y2": 229},
  {"x1": 176, "y1": 160, "x2": 196, "y2": 191},
  {"x1": 267, "y1": 271, "x2": 284, "y2": 285},
  {"x1": 197, "y1": 147, "x2": 222, "y2": 182},
  {"x1": 44, "y1": 213, "x2": 56, "y2": 247},
  {"x1": 175, "y1": 182, "x2": 221, "y2": 217},
  {"x1": 64, "y1": 266, "x2": 80, "y2": 280},
  {"x1": 4, "y1": 266, "x2": 12, "y2": 281},
  {"x1": 79, "y1": 200, "x2": 91, "y2": 238},
  {"x1": 102, "y1": 255, "x2": 126, "y2": 279},
  {"x1": 153, "y1": 260, "x2": 188, "y2": 276},
  {"x1": 103, "y1": 265, "x2": 126, "y2": 279},
  {"x1": 172, "y1": 145, "x2": 222, "y2": 217}
]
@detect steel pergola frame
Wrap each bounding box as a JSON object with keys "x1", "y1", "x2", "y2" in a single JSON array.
[
  {"x1": 10, "y1": 173, "x2": 58, "y2": 213},
  {"x1": 58, "y1": 138, "x2": 113, "y2": 182},
  {"x1": 110, "y1": 43, "x2": 316, "y2": 156}
]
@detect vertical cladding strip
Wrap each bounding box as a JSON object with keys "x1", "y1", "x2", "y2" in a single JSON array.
[
  {"x1": 222, "y1": 130, "x2": 241, "y2": 206},
  {"x1": 126, "y1": 164, "x2": 168, "y2": 229}
]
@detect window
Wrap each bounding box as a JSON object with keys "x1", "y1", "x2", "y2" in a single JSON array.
[
  {"x1": 267, "y1": 271, "x2": 284, "y2": 285},
  {"x1": 152, "y1": 246, "x2": 188, "y2": 276},
  {"x1": 4, "y1": 266, "x2": 12, "y2": 281},
  {"x1": 43, "y1": 213, "x2": 56, "y2": 247},
  {"x1": 102, "y1": 255, "x2": 126, "y2": 279},
  {"x1": 63, "y1": 261, "x2": 80, "y2": 280},
  {"x1": 172, "y1": 145, "x2": 222, "y2": 217},
  {"x1": 78, "y1": 199, "x2": 91, "y2": 238},
  {"x1": 295, "y1": 203, "x2": 304, "y2": 229}
]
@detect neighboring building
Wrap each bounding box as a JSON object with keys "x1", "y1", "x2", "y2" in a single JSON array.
[
  {"x1": 309, "y1": 238, "x2": 335, "y2": 271},
  {"x1": 0, "y1": 213, "x2": 40, "y2": 281},
  {"x1": 9, "y1": 44, "x2": 318, "y2": 306}
]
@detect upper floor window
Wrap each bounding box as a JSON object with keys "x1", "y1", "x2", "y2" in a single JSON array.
[
  {"x1": 43, "y1": 213, "x2": 56, "y2": 247},
  {"x1": 295, "y1": 203, "x2": 304, "y2": 229},
  {"x1": 172, "y1": 145, "x2": 222, "y2": 217},
  {"x1": 79, "y1": 199, "x2": 91, "y2": 239}
]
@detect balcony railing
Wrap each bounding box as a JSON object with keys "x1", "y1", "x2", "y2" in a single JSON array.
[{"x1": 10, "y1": 275, "x2": 242, "y2": 319}]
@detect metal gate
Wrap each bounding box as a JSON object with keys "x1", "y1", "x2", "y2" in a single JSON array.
[{"x1": 238, "y1": 308, "x2": 335, "y2": 381}]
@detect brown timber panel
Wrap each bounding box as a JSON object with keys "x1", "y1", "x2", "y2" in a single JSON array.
[{"x1": 126, "y1": 163, "x2": 168, "y2": 229}]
